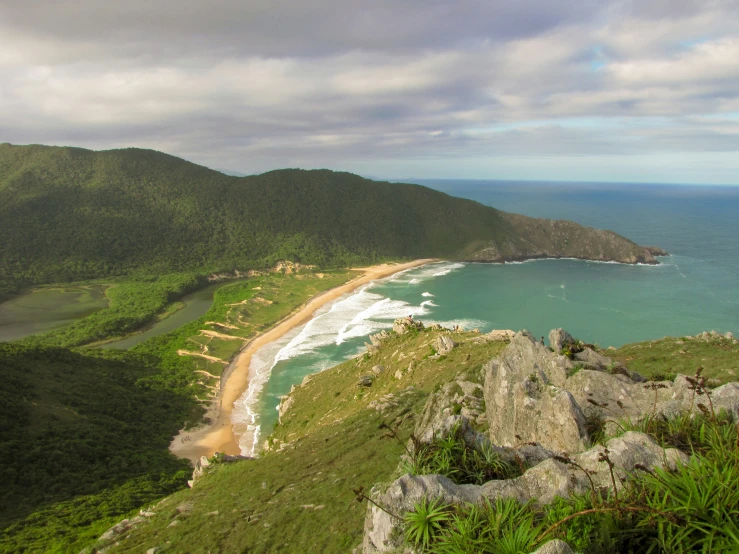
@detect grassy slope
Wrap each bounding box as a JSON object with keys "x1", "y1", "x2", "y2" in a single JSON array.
[
  {"x1": 95, "y1": 328, "x2": 739, "y2": 553},
  {"x1": 0, "y1": 271, "x2": 355, "y2": 553},
  {"x1": 98, "y1": 329, "x2": 507, "y2": 553},
  {"x1": 610, "y1": 333, "x2": 739, "y2": 384}
]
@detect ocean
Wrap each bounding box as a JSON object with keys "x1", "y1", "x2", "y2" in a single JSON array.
[{"x1": 231, "y1": 181, "x2": 739, "y2": 455}]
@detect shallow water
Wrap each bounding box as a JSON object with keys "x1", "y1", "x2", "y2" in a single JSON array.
[
  {"x1": 102, "y1": 281, "x2": 235, "y2": 349},
  {"x1": 233, "y1": 182, "x2": 739, "y2": 455},
  {"x1": 0, "y1": 286, "x2": 109, "y2": 342}
]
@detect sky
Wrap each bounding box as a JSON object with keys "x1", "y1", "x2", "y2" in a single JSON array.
[{"x1": 1, "y1": 0, "x2": 738, "y2": 184}]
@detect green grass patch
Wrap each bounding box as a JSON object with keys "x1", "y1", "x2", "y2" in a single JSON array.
[{"x1": 609, "y1": 334, "x2": 739, "y2": 385}]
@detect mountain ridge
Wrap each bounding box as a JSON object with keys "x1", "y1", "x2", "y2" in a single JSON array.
[{"x1": 0, "y1": 143, "x2": 660, "y2": 300}]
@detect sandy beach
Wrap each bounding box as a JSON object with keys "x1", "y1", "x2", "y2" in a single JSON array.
[{"x1": 170, "y1": 259, "x2": 433, "y2": 462}]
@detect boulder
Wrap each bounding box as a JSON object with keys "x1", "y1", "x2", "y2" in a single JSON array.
[
  {"x1": 573, "y1": 347, "x2": 612, "y2": 370},
  {"x1": 549, "y1": 328, "x2": 574, "y2": 354},
  {"x1": 362, "y1": 474, "x2": 480, "y2": 553},
  {"x1": 485, "y1": 329, "x2": 516, "y2": 342},
  {"x1": 358, "y1": 375, "x2": 374, "y2": 388},
  {"x1": 484, "y1": 332, "x2": 588, "y2": 453},
  {"x1": 371, "y1": 365, "x2": 385, "y2": 375},
  {"x1": 572, "y1": 432, "x2": 689, "y2": 494},
  {"x1": 566, "y1": 370, "x2": 672, "y2": 420},
  {"x1": 433, "y1": 334, "x2": 457, "y2": 355},
  {"x1": 392, "y1": 317, "x2": 423, "y2": 335},
  {"x1": 530, "y1": 539, "x2": 576, "y2": 554}
]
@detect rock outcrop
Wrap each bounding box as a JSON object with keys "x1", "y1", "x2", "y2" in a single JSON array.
[
  {"x1": 548, "y1": 328, "x2": 574, "y2": 354},
  {"x1": 432, "y1": 334, "x2": 456, "y2": 355},
  {"x1": 468, "y1": 214, "x2": 661, "y2": 265},
  {"x1": 189, "y1": 453, "x2": 251, "y2": 488},
  {"x1": 415, "y1": 381, "x2": 486, "y2": 442},
  {"x1": 362, "y1": 327, "x2": 739, "y2": 553},
  {"x1": 392, "y1": 317, "x2": 424, "y2": 335},
  {"x1": 363, "y1": 431, "x2": 687, "y2": 553},
  {"x1": 484, "y1": 332, "x2": 589, "y2": 453}
]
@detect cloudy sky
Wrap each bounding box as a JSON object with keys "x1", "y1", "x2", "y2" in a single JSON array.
[{"x1": 1, "y1": 1, "x2": 738, "y2": 184}]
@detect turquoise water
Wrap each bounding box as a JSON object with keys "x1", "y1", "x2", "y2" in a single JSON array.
[{"x1": 234, "y1": 182, "x2": 739, "y2": 454}]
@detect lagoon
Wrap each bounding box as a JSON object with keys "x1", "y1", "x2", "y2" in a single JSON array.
[{"x1": 0, "y1": 286, "x2": 108, "y2": 342}]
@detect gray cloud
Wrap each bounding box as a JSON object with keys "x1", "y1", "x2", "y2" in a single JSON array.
[{"x1": 0, "y1": 0, "x2": 738, "y2": 182}]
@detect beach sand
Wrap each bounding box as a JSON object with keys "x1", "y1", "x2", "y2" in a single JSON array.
[{"x1": 170, "y1": 259, "x2": 433, "y2": 463}]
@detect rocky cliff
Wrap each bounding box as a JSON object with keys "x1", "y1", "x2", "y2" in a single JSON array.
[{"x1": 467, "y1": 214, "x2": 663, "y2": 264}]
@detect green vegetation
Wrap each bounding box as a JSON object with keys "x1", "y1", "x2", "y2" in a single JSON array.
[
  {"x1": 21, "y1": 274, "x2": 202, "y2": 348},
  {"x1": 390, "y1": 422, "x2": 519, "y2": 485},
  {"x1": 0, "y1": 270, "x2": 354, "y2": 552},
  {"x1": 84, "y1": 330, "x2": 506, "y2": 553},
  {"x1": 0, "y1": 143, "x2": 654, "y2": 302},
  {"x1": 86, "y1": 325, "x2": 739, "y2": 554},
  {"x1": 399, "y1": 410, "x2": 739, "y2": 553},
  {"x1": 132, "y1": 270, "x2": 353, "y2": 405},
  {"x1": 0, "y1": 344, "x2": 196, "y2": 553},
  {"x1": 609, "y1": 333, "x2": 739, "y2": 384}
]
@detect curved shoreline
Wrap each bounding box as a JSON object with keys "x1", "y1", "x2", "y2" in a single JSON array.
[{"x1": 169, "y1": 259, "x2": 434, "y2": 462}]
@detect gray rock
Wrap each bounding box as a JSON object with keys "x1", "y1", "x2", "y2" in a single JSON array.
[
  {"x1": 362, "y1": 474, "x2": 480, "y2": 553},
  {"x1": 362, "y1": 432, "x2": 687, "y2": 553},
  {"x1": 566, "y1": 370, "x2": 672, "y2": 420},
  {"x1": 484, "y1": 329, "x2": 516, "y2": 342},
  {"x1": 98, "y1": 517, "x2": 144, "y2": 542},
  {"x1": 549, "y1": 328, "x2": 574, "y2": 354},
  {"x1": 371, "y1": 365, "x2": 385, "y2": 375},
  {"x1": 530, "y1": 539, "x2": 575, "y2": 554},
  {"x1": 725, "y1": 332, "x2": 735, "y2": 340},
  {"x1": 433, "y1": 334, "x2": 457, "y2": 355},
  {"x1": 277, "y1": 395, "x2": 294, "y2": 424},
  {"x1": 710, "y1": 382, "x2": 739, "y2": 418},
  {"x1": 484, "y1": 332, "x2": 588, "y2": 453},
  {"x1": 392, "y1": 317, "x2": 423, "y2": 335},
  {"x1": 415, "y1": 381, "x2": 484, "y2": 443},
  {"x1": 568, "y1": 371, "x2": 739, "y2": 422},
  {"x1": 573, "y1": 347, "x2": 612, "y2": 370},
  {"x1": 358, "y1": 375, "x2": 374, "y2": 387},
  {"x1": 573, "y1": 432, "x2": 689, "y2": 494},
  {"x1": 369, "y1": 330, "x2": 390, "y2": 347}
]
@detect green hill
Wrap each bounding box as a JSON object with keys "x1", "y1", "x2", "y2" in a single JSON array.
[
  {"x1": 0, "y1": 143, "x2": 658, "y2": 300},
  {"x1": 0, "y1": 344, "x2": 196, "y2": 553}
]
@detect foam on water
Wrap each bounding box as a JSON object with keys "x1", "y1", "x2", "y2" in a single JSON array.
[
  {"x1": 421, "y1": 292, "x2": 434, "y2": 297},
  {"x1": 428, "y1": 318, "x2": 488, "y2": 331},
  {"x1": 391, "y1": 261, "x2": 465, "y2": 283},
  {"x1": 231, "y1": 266, "x2": 456, "y2": 455}
]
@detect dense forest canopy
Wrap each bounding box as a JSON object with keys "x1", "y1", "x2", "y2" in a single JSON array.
[{"x1": 0, "y1": 143, "x2": 654, "y2": 300}]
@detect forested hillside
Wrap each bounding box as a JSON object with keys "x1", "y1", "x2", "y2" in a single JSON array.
[
  {"x1": 0, "y1": 344, "x2": 197, "y2": 552},
  {"x1": 0, "y1": 144, "x2": 657, "y2": 300}
]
